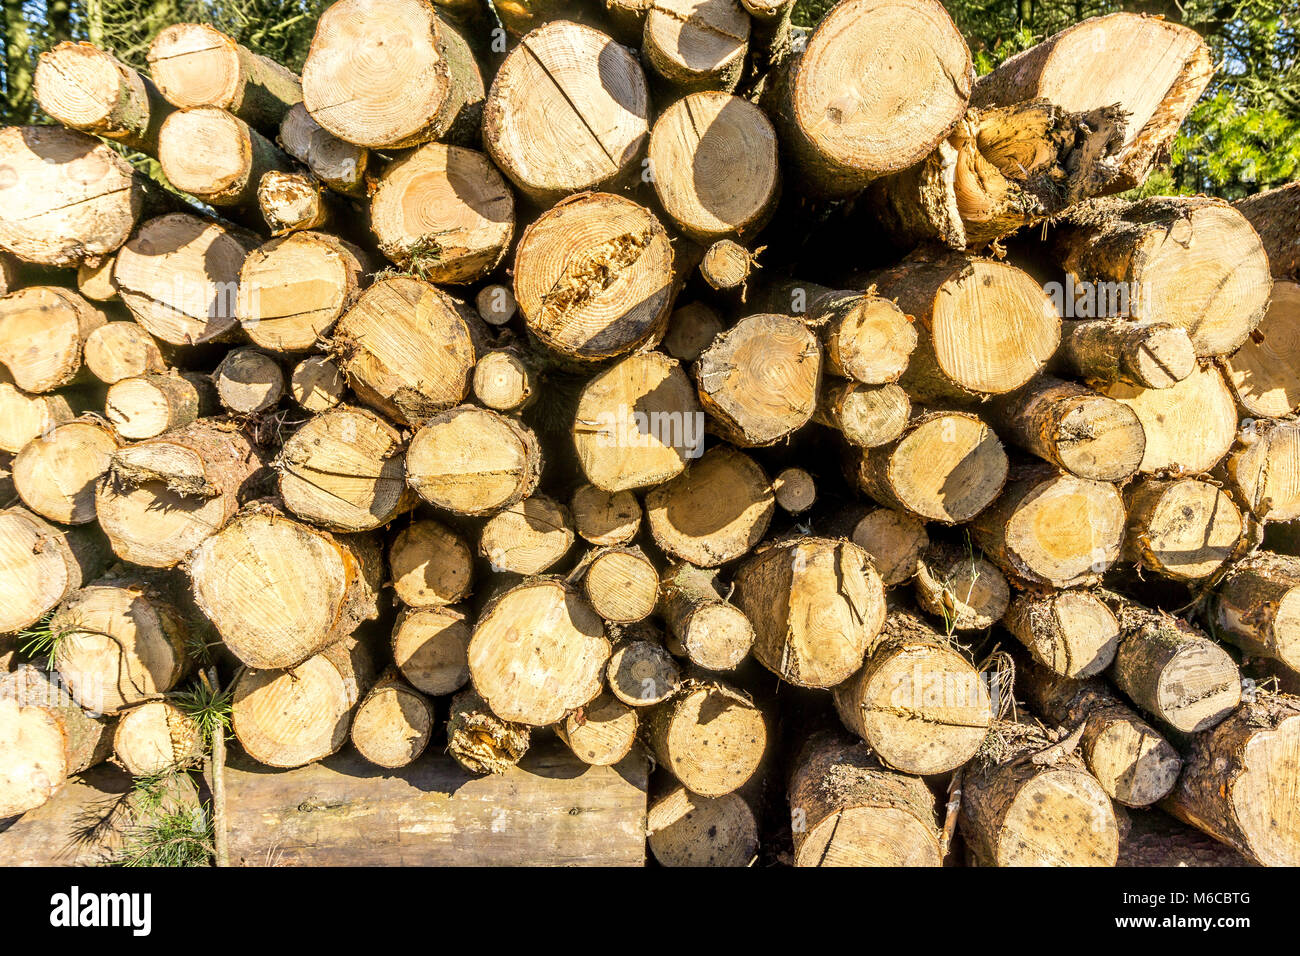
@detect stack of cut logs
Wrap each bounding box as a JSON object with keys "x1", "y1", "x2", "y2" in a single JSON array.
[{"x1": 1, "y1": 0, "x2": 1299, "y2": 868}]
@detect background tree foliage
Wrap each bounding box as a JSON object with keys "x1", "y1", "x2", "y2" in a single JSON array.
[{"x1": 1, "y1": 0, "x2": 1295, "y2": 198}]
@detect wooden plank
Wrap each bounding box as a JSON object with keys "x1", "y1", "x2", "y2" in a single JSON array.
[{"x1": 223, "y1": 740, "x2": 648, "y2": 866}]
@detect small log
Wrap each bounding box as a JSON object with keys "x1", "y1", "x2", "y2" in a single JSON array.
[
  {"x1": 573, "y1": 351, "x2": 702, "y2": 493},
  {"x1": 407, "y1": 405, "x2": 542, "y2": 515},
  {"x1": 555, "y1": 692, "x2": 638, "y2": 766},
  {"x1": 371, "y1": 143, "x2": 514, "y2": 283},
  {"x1": 1003, "y1": 589, "x2": 1120, "y2": 679},
  {"x1": 483, "y1": 21, "x2": 649, "y2": 203},
  {"x1": 479, "y1": 494, "x2": 574, "y2": 574},
  {"x1": 475, "y1": 283, "x2": 517, "y2": 326},
  {"x1": 149, "y1": 22, "x2": 302, "y2": 131},
  {"x1": 83, "y1": 321, "x2": 166, "y2": 385},
  {"x1": 1162, "y1": 692, "x2": 1300, "y2": 867},
  {"x1": 472, "y1": 348, "x2": 536, "y2": 413},
  {"x1": 257, "y1": 170, "x2": 334, "y2": 235},
  {"x1": 333, "y1": 275, "x2": 485, "y2": 425},
  {"x1": 649, "y1": 91, "x2": 777, "y2": 242},
  {"x1": 276, "y1": 405, "x2": 413, "y2": 533},
  {"x1": 788, "y1": 731, "x2": 941, "y2": 867},
  {"x1": 646, "y1": 679, "x2": 765, "y2": 796},
  {"x1": 833, "y1": 610, "x2": 992, "y2": 775},
  {"x1": 468, "y1": 578, "x2": 609, "y2": 725},
  {"x1": 959, "y1": 719, "x2": 1119, "y2": 866},
  {"x1": 764, "y1": 0, "x2": 970, "y2": 198},
  {"x1": 12, "y1": 418, "x2": 118, "y2": 525},
  {"x1": 105, "y1": 372, "x2": 211, "y2": 441},
  {"x1": 113, "y1": 700, "x2": 203, "y2": 777},
  {"x1": 1056, "y1": 196, "x2": 1271, "y2": 357},
  {"x1": 645, "y1": 445, "x2": 774, "y2": 566},
  {"x1": 1123, "y1": 477, "x2": 1244, "y2": 582},
  {"x1": 986, "y1": 375, "x2": 1145, "y2": 482},
  {"x1": 158, "y1": 107, "x2": 294, "y2": 208},
  {"x1": 1017, "y1": 658, "x2": 1182, "y2": 808},
  {"x1": 231, "y1": 637, "x2": 373, "y2": 769},
  {"x1": 514, "y1": 193, "x2": 674, "y2": 361},
  {"x1": 76, "y1": 255, "x2": 118, "y2": 302},
  {"x1": 391, "y1": 604, "x2": 471, "y2": 696},
  {"x1": 772, "y1": 466, "x2": 815, "y2": 514},
  {"x1": 576, "y1": 545, "x2": 659, "y2": 623},
  {"x1": 1214, "y1": 551, "x2": 1300, "y2": 675},
  {"x1": 1058, "y1": 319, "x2": 1196, "y2": 390},
  {"x1": 912, "y1": 540, "x2": 1010, "y2": 632},
  {"x1": 278, "y1": 102, "x2": 368, "y2": 197},
  {"x1": 732, "y1": 536, "x2": 886, "y2": 688},
  {"x1": 214, "y1": 348, "x2": 284, "y2": 414},
  {"x1": 114, "y1": 213, "x2": 256, "y2": 346},
  {"x1": 1108, "y1": 598, "x2": 1242, "y2": 734},
  {"x1": 658, "y1": 561, "x2": 754, "y2": 671},
  {"x1": 647, "y1": 784, "x2": 757, "y2": 867},
  {"x1": 0, "y1": 126, "x2": 144, "y2": 268},
  {"x1": 0, "y1": 665, "x2": 112, "y2": 818},
  {"x1": 350, "y1": 673, "x2": 435, "y2": 769},
  {"x1": 0, "y1": 286, "x2": 106, "y2": 393},
  {"x1": 36, "y1": 42, "x2": 174, "y2": 152},
  {"x1": 571, "y1": 484, "x2": 642, "y2": 546},
  {"x1": 290, "y1": 356, "x2": 346, "y2": 412},
  {"x1": 238, "y1": 230, "x2": 368, "y2": 354},
  {"x1": 0, "y1": 507, "x2": 109, "y2": 635},
  {"x1": 607, "y1": 632, "x2": 681, "y2": 705},
  {"x1": 389, "y1": 519, "x2": 473, "y2": 608},
  {"x1": 971, "y1": 462, "x2": 1126, "y2": 589},
  {"x1": 662, "y1": 302, "x2": 724, "y2": 363},
  {"x1": 187, "y1": 502, "x2": 382, "y2": 669},
  {"x1": 851, "y1": 409, "x2": 1007, "y2": 524},
  {"x1": 869, "y1": 248, "x2": 1060, "y2": 404},
  {"x1": 50, "y1": 577, "x2": 190, "y2": 714},
  {"x1": 446, "y1": 686, "x2": 531, "y2": 775}
]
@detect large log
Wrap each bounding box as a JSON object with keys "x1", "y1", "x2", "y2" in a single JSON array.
[
  {"x1": 869, "y1": 249, "x2": 1060, "y2": 404},
  {"x1": 959, "y1": 720, "x2": 1119, "y2": 866},
  {"x1": 1123, "y1": 476, "x2": 1244, "y2": 582},
  {"x1": 648, "y1": 92, "x2": 778, "y2": 243},
  {"x1": 0, "y1": 126, "x2": 144, "y2": 268},
  {"x1": 370, "y1": 143, "x2": 514, "y2": 282},
  {"x1": 483, "y1": 20, "x2": 649, "y2": 203},
  {"x1": 0, "y1": 665, "x2": 112, "y2": 818},
  {"x1": 1099, "y1": 364, "x2": 1238, "y2": 476},
  {"x1": 833, "y1": 610, "x2": 992, "y2": 775},
  {"x1": 218, "y1": 740, "x2": 648, "y2": 865},
  {"x1": 513, "y1": 193, "x2": 674, "y2": 362},
  {"x1": 187, "y1": 502, "x2": 382, "y2": 670},
  {"x1": 407, "y1": 406, "x2": 542, "y2": 515},
  {"x1": 1162, "y1": 693, "x2": 1300, "y2": 867},
  {"x1": 0, "y1": 286, "x2": 106, "y2": 393},
  {"x1": 0, "y1": 507, "x2": 109, "y2": 635},
  {"x1": 788, "y1": 731, "x2": 941, "y2": 867},
  {"x1": 1056, "y1": 197, "x2": 1272, "y2": 357},
  {"x1": 764, "y1": 0, "x2": 971, "y2": 198},
  {"x1": 970, "y1": 13, "x2": 1211, "y2": 192},
  {"x1": 646, "y1": 678, "x2": 766, "y2": 796},
  {"x1": 732, "y1": 536, "x2": 886, "y2": 688},
  {"x1": 11, "y1": 418, "x2": 119, "y2": 525}
]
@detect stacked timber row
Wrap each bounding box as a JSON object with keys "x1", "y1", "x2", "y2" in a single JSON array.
[{"x1": 0, "y1": 0, "x2": 1296, "y2": 870}]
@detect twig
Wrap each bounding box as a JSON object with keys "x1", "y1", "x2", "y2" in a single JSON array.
[{"x1": 203, "y1": 667, "x2": 230, "y2": 868}]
